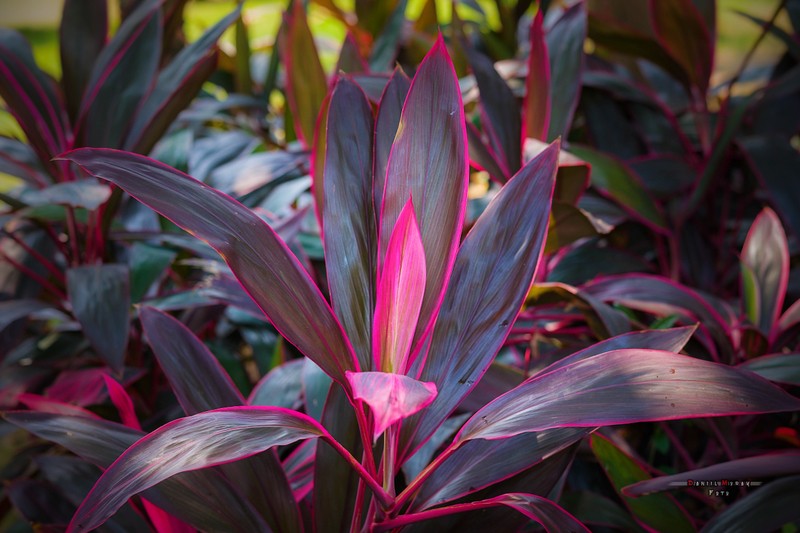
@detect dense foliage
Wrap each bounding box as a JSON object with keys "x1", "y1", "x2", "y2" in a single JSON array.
[{"x1": 1, "y1": 0, "x2": 799, "y2": 531}]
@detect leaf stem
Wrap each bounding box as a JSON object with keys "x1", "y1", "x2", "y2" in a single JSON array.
[
  {"x1": 373, "y1": 499, "x2": 499, "y2": 532},
  {"x1": 391, "y1": 441, "x2": 460, "y2": 513},
  {"x1": 0, "y1": 249, "x2": 66, "y2": 300},
  {"x1": 3, "y1": 230, "x2": 65, "y2": 283},
  {"x1": 323, "y1": 434, "x2": 394, "y2": 509}
]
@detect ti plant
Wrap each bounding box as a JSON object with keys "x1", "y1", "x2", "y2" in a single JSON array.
[{"x1": 5, "y1": 37, "x2": 798, "y2": 532}]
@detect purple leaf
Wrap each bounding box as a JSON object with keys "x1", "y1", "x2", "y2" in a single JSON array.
[
  {"x1": 21, "y1": 179, "x2": 111, "y2": 210},
  {"x1": 282, "y1": 1, "x2": 328, "y2": 147},
  {"x1": 379, "y1": 35, "x2": 468, "y2": 351},
  {"x1": 125, "y1": 7, "x2": 240, "y2": 153},
  {"x1": 374, "y1": 67, "x2": 410, "y2": 218},
  {"x1": 322, "y1": 77, "x2": 377, "y2": 371},
  {"x1": 464, "y1": 43, "x2": 521, "y2": 175},
  {"x1": 411, "y1": 429, "x2": 591, "y2": 511},
  {"x1": 248, "y1": 358, "x2": 304, "y2": 408},
  {"x1": 525, "y1": 10, "x2": 551, "y2": 141},
  {"x1": 67, "y1": 264, "x2": 130, "y2": 372},
  {"x1": 140, "y1": 307, "x2": 303, "y2": 533},
  {"x1": 61, "y1": 149, "x2": 357, "y2": 384},
  {"x1": 0, "y1": 299, "x2": 52, "y2": 332},
  {"x1": 347, "y1": 371, "x2": 436, "y2": 440},
  {"x1": 467, "y1": 121, "x2": 510, "y2": 182},
  {"x1": 651, "y1": 0, "x2": 714, "y2": 93},
  {"x1": 624, "y1": 451, "x2": 800, "y2": 497},
  {"x1": 456, "y1": 349, "x2": 800, "y2": 443},
  {"x1": 0, "y1": 29, "x2": 68, "y2": 175},
  {"x1": 400, "y1": 142, "x2": 558, "y2": 461},
  {"x1": 59, "y1": 0, "x2": 107, "y2": 121},
  {"x1": 582, "y1": 274, "x2": 733, "y2": 357},
  {"x1": 527, "y1": 282, "x2": 632, "y2": 338},
  {"x1": 741, "y1": 207, "x2": 789, "y2": 335},
  {"x1": 546, "y1": 3, "x2": 586, "y2": 141},
  {"x1": 3, "y1": 412, "x2": 271, "y2": 532},
  {"x1": 375, "y1": 199, "x2": 426, "y2": 372},
  {"x1": 140, "y1": 307, "x2": 244, "y2": 412},
  {"x1": 67, "y1": 407, "x2": 327, "y2": 532},
  {"x1": 74, "y1": 0, "x2": 162, "y2": 148},
  {"x1": 492, "y1": 493, "x2": 589, "y2": 532}
]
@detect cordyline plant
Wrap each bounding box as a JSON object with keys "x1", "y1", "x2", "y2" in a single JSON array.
[{"x1": 6, "y1": 37, "x2": 800, "y2": 532}]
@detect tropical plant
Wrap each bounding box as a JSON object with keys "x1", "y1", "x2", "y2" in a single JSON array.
[{"x1": 4, "y1": 35, "x2": 798, "y2": 532}]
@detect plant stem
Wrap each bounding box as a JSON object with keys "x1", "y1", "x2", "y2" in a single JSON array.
[
  {"x1": 727, "y1": 0, "x2": 788, "y2": 94},
  {"x1": 3, "y1": 230, "x2": 65, "y2": 283},
  {"x1": 391, "y1": 442, "x2": 460, "y2": 513},
  {"x1": 323, "y1": 434, "x2": 394, "y2": 509},
  {"x1": 0, "y1": 249, "x2": 66, "y2": 300},
  {"x1": 373, "y1": 499, "x2": 500, "y2": 532}
]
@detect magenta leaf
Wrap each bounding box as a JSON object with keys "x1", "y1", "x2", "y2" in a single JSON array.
[
  {"x1": 61, "y1": 149, "x2": 357, "y2": 384},
  {"x1": 66, "y1": 264, "x2": 130, "y2": 373},
  {"x1": 741, "y1": 207, "x2": 789, "y2": 335},
  {"x1": 74, "y1": 0, "x2": 162, "y2": 148},
  {"x1": 400, "y1": 142, "x2": 559, "y2": 461},
  {"x1": 67, "y1": 407, "x2": 327, "y2": 532},
  {"x1": 456, "y1": 349, "x2": 800, "y2": 443},
  {"x1": 346, "y1": 371, "x2": 437, "y2": 440},
  {"x1": 322, "y1": 77, "x2": 377, "y2": 371},
  {"x1": 102, "y1": 376, "x2": 141, "y2": 430},
  {"x1": 374, "y1": 67, "x2": 410, "y2": 222},
  {"x1": 140, "y1": 306, "x2": 244, "y2": 412},
  {"x1": 624, "y1": 451, "x2": 800, "y2": 497},
  {"x1": 375, "y1": 199, "x2": 427, "y2": 372},
  {"x1": 379, "y1": 34, "x2": 468, "y2": 351},
  {"x1": 3, "y1": 412, "x2": 271, "y2": 532}
]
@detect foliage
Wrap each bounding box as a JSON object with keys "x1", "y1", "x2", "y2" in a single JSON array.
[{"x1": 1, "y1": 0, "x2": 799, "y2": 531}]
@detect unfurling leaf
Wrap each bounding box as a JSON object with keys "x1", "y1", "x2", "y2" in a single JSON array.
[
  {"x1": 346, "y1": 371, "x2": 436, "y2": 440},
  {"x1": 374, "y1": 199, "x2": 426, "y2": 373}
]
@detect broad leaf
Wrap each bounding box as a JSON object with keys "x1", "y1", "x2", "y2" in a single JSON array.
[
  {"x1": 401, "y1": 143, "x2": 558, "y2": 460},
  {"x1": 525, "y1": 10, "x2": 551, "y2": 141},
  {"x1": 3, "y1": 412, "x2": 271, "y2": 533},
  {"x1": 379, "y1": 35, "x2": 468, "y2": 351},
  {"x1": 457, "y1": 349, "x2": 800, "y2": 442},
  {"x1": 322, "y1": 78, "x2": 377, "y2": 371},
  {"x1": 741, "y1": 207, "x2": 789, "y2": 334},
  {"x1": 591, "y1": 434, "x2": 694, "y2": 532},
  {"x1": 347, "y1": 371, "x2": 436, "y2": 440},
  {"x1": 651, "y1": 0, "x2": 713, "y2": 93},
  {"x1": 61, "y1": 149, "x2": 357, "y2": 384},
  {"x1": 68, "y1": 407, "x2": 326, "y2": 532},
  {"x1": 738, "y1": 353, "x2": 800, "y2": 386},
  {"x1": 67, "y1": 264, "x2": 130, "y2": 372},
  {"x1": 375, "y1": 199, "x2": 426, "y2": 372},
  {"x1": 702, "y1": 476, "x2": 800, "y2": 533},
  {"x1": 283, "y1": 1, "x2": 327, "y2": 146},
  {"x1": 75, "y1": 0, "x2": 162, "y2": 148},
  {"x1": 21, "y1": 180, "x2": 111, "y2": 210},
  {"x1": 546, "y1": 3, "x2": 586, "y2": 141},
  {"x1": 0, "y1": 299, "x2": 51, "y2": 332},
  {"x1": 60, "y1": 0, "x2": 107, "y2": 121},
  {"x1": 623, "y1": 451, "x2": 800, "y2": 497}
]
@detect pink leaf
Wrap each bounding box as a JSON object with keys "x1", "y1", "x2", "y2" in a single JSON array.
[
  {"x1": 374, "y1": 199, "x2": 426, "y2": 372},
  {"x1": 524, "y1": 9, "x2": 551, "y2": 141},
  {"x1": 346, "y1": 371, "x2": 437, "y2": 440},
  {"x1": 102, "y1": 375, "x2": 141, "y2": 430}
]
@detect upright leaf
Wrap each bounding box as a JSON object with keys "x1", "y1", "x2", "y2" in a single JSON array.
[
  {"x1": 75, "y1": 0, "x2": 162, "y2": 148},
  {"x1": 525, "y1": 10, "x2": 551, "y2": 141},
  {"x1": 322, "y1": 78, "x2": 377, "y2": 371},
  {"x1": 375, "y1": 199, "x2": 426, "y2": 372},
  {"x1": 125, "y1": 6, "x2": 240, "y2": 153},
  {"x1": 546, "y1": 3, "x2": 587, "y2": 141},
  {"x1": 651, "y1": 0, "x2": 713, "y2": 93},
  {"x1": 456, "y1": 349, "x2": 800, "y2": 443},
  {"x1": 68, "y1": 407, "x2": 327, "y2": 532},
  {"x1": 62, "y1": 149, "x2": 358, "y2": 384},
  {"x1": 400, "y1": 142, "x2": 558, "y2": 461},
  {"x1": 380, "y1": 35, "x2": 468, "y2": 351},
  {"x1": 283, "y1": 1, "x2": 328, "y2": 146},
  {"x1": 465, "y1": 43, "x2": 522, "y2": 175},
  {"x1": 741, "y1": 208, "x2": 789, "y2": 335},
  {"x1": 60, "y1": 0, "x2": 108, "y2": 121},
  {"x1": 67, "y1": 264, "x2": 130, "y2": 372},
  {"x1": 374, "y1": 67, "x2": 410, "y2": 218}
]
